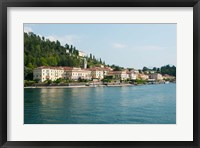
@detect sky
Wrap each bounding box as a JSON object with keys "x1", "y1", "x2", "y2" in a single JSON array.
[{"x1": 24, "y1": 23, "x2": 176, "y2": 69}]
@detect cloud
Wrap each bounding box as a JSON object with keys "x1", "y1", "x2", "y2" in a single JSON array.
[
  {"x1": 24, "y1": 27, "x2": 33, "y2": 33},
  {"x1": 112, "y1": 43, "x2": 126, "y2": 49},
  {"x1": 45, "y1": 35, "x2": 81, "y2": 46}
]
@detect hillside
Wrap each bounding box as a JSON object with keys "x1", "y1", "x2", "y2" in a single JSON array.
[{"x1": 24, "y1": 32, "x2": 105, "y2": 80}]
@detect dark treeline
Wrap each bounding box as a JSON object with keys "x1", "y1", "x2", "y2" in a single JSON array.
[
  {"x1": 160, "y1": 65, "x2": 176, "y2": 76},
  {"x1": 24, "y1": 32, "x2": 105, "y2": 80},
  {"x1": 142, "y1": 65, "x2": 176, "y2": 76}
]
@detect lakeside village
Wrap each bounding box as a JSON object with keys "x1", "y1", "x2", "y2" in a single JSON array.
[{"x1": 25, "y1": 51, "x2": 176, "y2": 88}]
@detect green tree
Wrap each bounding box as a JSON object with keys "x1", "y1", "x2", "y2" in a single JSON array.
[
  {"x1": 65, "y1": 44, "x2": 69, "y2": 49},
  {"x1": 40, "y1": 57, "x2": 48, "y2": 66},
  {"x1": 142, "y1": 66, "x2": 148, "y2": 72},
  {"x1": 89, "y1": 54, "x2": 92, "y2": 59}
]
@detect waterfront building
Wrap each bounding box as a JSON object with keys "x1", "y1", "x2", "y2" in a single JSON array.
[
  {"x1": 65, "y1": 67, "x2": 91, "y2": 80},
  {"x1": 132, "y1": 69, "x2": 139, "y2": 74},
  {"x1": 33, "y1": 66, "x2": 92, "y2": 82},
  {"x1": 127, "y1": 71, "x2": 137, "y2": 80},
  {"x1": 33, "y1": 66, "x2": 164, "y2": 82},
  {"x1": 108, "y1": 71, "x2": 129, "y2": 80},
  {"x1": 162, "y1": 74, "x2": 175, "y2": 80},
  {"x1": 136, "y1": 73, "x2": 149, "y2": 80},
  {"x1": 149, "y1": 73, "x2": 163, "y2": 80},
  {"x1": 88, "y1": 68, "x2": 104, "y2": 80},
  {"x1": 85, "y1": 67, "x2": 111, "y2": 80},
  {"x1": 33, "y1": 66, "x2": 64, "y2": 82},
  {"x1": 102, "y1": 68, "x2": 111, "y2": 76}
]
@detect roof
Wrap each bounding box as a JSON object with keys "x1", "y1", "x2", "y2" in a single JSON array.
[
  {"x1": 63, "y1": 67, "x2": 73, "y2": 70},
  {"x1": 108, "y1": 71, "x2": 127, "y2": 74},
  {"x1": 35, "y1": 66, "x2": 112, "y2": 72},
  {"x1": 86, "y1": 67, "x2": 110, "y2": 71},
  {"x1": 36, "y1": 66, "x2": 64, "y2": 70}
]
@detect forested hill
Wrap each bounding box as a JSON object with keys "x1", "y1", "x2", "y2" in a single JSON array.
[{"x1": 24, "y1": 32, "x2": 105, "y2": 80}]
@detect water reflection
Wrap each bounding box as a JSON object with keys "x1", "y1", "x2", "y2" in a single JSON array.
[{"x1": 24, "y1": 84, "x2": 176, "y2": 124}]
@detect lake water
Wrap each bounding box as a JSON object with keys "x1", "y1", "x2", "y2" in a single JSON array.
[{"x1": 24, "y1": 83, "x2": 176, "y2": 124}]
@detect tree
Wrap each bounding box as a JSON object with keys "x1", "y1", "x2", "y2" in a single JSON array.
[
  {"x1": 47, "y1": 79, "x2": 52, "y2": 84},
  {"x1": 56, "y1": 40, "x2": 61, "y2": 47},
  {"x1": 160, "y1": 65, "x2": 176, "y2": 76},
  {"x1": 54, "y1": 78, "x2": 62, "y2": 84},
  {"x1": 27, "y1": 63, "x2": 34, "y2": 69},
  {"x1": 153, "y1": 67, "x2": 157, "y2": 71},
  {"x1": 142, "y1": 66, "x2": 148, "y2": 72},
  {"x1": 24, "y1": 66, "x2": 33, "y2": 80},
  {"x1": 90, "y1": 53, "x2": 92, "y2": 59},
  {"x1": 65, "y1": 44, "x2": 69, "y2": 49},
  {"x1": 100, "y1": 58, "x2": 102, "y2": 64},
  {"x1": 157, "y1": 68, "x2": 160, "y2": 73},
  {"x1": 40, "y1": 57, "x2": 48, "y2": 66},
  {"x1": 70, "y1": 45, "x2": 73, "y2": 53}
]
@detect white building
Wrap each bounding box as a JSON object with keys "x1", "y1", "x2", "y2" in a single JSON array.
[
  {"x1": 33, "y1": 66, "x2": 92, "y2": 82},
  {"x1": 33, "y1": 66, "x2": 64, "y2": 82},
  {"x1": 78, "y1": 51, "x2": 86, "y2": 57},
  {"x1": 127, "y1": 71, "x2": 137, "y2": 80}
]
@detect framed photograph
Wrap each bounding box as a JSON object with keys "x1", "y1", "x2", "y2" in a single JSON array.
[{"x1": 0, "y1": 0, "x2": 200, "y2": 147}]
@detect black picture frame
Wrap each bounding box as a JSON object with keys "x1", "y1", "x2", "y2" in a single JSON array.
[{"x1": 0, "y1": 0, "x2": 200, "y2": 147}]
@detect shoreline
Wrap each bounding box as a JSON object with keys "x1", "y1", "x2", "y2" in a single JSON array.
[
  {"x1": 24, "y1": 83, "x2": 174, "y2": 89},
  {"x1": 24, "y1": 84, "x2": 133, "y2": 89}
]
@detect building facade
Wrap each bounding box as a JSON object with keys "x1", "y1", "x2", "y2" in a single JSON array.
[
  {"x1": 33, "y1": 66, "x2": 64, "y2": 82},
  {"x1": 108, "y1": 71, "x2": 129, "y2": 80},
  {"x1": 149, "y1": 73, "x2": 163, "y2": 80},
  {"x1": 65, "y1": 67, "x2": 91, "y2": 80},
  {"x1": 127, "y1": 71, "x2": 137, "y2": 80},
  {"x1": 89, "y1": 68, "x2": 104, "y2": 80},
  {"x1": 136, "y1": 73, "x2": 149, "y2": 80},
  {"x1": 33, "y1": 66, "x2": 92, "y2": 82},
  {"x1": 33, "y1": 66, "x2": 164, "y2": 82}
]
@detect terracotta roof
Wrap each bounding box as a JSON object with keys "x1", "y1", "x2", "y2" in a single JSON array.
[
  {"x1": 86, "y1": 67, "x2": 112, "y2": 71},
  {"x1": 36, "y1": 66, "x2": 112, "y2": 72},
  {"x1": 63, "y1": 67, "x2": 73, "y2": 70},
  {"x1": 37, "y1": 66, "x2": 64, "y2": 70}
]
